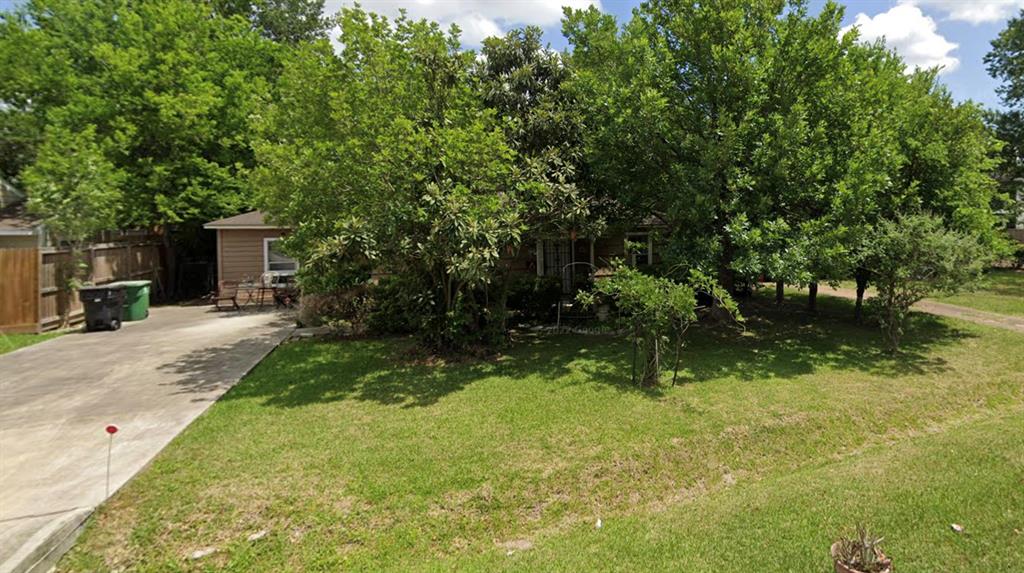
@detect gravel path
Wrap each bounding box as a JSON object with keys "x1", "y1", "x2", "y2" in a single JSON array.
[{"x1": 824, "y1": 287, "x2": 1024, "y2": 334}]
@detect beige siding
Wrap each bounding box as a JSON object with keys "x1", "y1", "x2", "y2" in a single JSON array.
[
  {"x1": 217, "y1": 228, "x2": 285, "y2": 289},
  {"x1": 0, "y1": 235, "x2": 40, "y2": 249}
]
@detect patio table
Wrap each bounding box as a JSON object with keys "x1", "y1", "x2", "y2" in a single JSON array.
[{"x1": 237, "y1": 282, "x2": 296, "y2": 309}]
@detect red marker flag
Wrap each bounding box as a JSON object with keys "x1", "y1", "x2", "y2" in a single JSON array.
[{"x1": 104, "y1": 424, "x2": 119, "y2": 496}]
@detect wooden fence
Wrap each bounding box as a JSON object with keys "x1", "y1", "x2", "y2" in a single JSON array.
[
  {"x1": 0, "y1": 248, "x2": 39, "y2": 333},
  {"x1": 1009, "y1": 228, "x2": 1024, "y2": 244},
  {"x1": 0, "y1": 242, "x2": 164, "y2": 333}
]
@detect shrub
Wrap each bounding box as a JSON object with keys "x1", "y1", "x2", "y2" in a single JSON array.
[
  {"x1": 506, "y1": 274, "x2": 563, "y2": 323},
  {"x1": 579, "y1": 264, "x2": 740, "y2": 386},
  {"x1": 864, "y1": 213, "x2": 989, "y2": 352},
  {"x1": 297, "y1": 286, "x2": 373, "y2": 333},
  {"x1": 366, "y1": 275, "x2": 429, "y2": 336}
]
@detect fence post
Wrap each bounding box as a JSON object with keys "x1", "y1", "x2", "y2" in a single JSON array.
[{"x1": 36, "y1": 247, "x2": 44, "y2": 333}]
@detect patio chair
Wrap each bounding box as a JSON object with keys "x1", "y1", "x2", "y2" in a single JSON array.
[
  {"x1": 256, "y1": 272, "x2": 281, "y2": 308},
  {"x1": 214, "y1": 282, "x2": 241, "y2": 311}
]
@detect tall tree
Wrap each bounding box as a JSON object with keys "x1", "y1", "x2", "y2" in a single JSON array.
[
  {"x1": 213, "y1": 0, "x2": 328, "y2": 44},
  {"x1": 23, "y1": 125, "x2": 124, "y2": 326},
  {"x1": 986, "y1": 10, "x2": 1024, "y2": 229},
  {"x1": 564, "y1": 0, "x2": 852, "y2": 292},
  {"x1": 0, "y1": 0, "x2": 279, "y2": 294},
  {"x1": 834, "y1": 44, "x2": 1008, "y2": 317},
  {"x1": 253, "y1": 8, "x2": 525, "y2": 351},
  {"x1": 476, "y1": 26, "x2": 599, "y2": 237}
]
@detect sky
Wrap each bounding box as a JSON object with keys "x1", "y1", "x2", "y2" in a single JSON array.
[
  {"x1": 0, "y1": 0, "x2": 1017, "y2": 109},
  {"x1": 322, "y1": 0, "x2": 1023, "y2": 110}
]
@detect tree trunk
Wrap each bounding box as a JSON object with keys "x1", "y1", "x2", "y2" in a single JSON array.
[
  {"x1": 718, "y1": 230, "x2": 736, "y2": 294},
  {"x1": 808, "y1": 281, "x2": 818, "y2": 313},
  {"x1": 642, "y1": 335, "x2": 660, "y2": 387},
  {"x1": 59, "y1": 247, "x2": 77, "y2": 328},
  {"x1": 631, "y1": 332, "x2": 639, "y2": 386},
  {"x1": 717, "y1": 266, "x2": 735, "y2": 296},
  {"x1": 775, "y1": 280, "x2": 784, "y2": 304},
  {"x1": 854, "y1": 270, "x2": 869, "y2": 323}
]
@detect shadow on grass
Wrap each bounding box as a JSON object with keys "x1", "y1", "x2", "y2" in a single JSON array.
[
  {"x1": 678, "y1": 294, "x2": 969, "y2": 384},
  {"x1": 205, "y1": 294, "x2": 974, "y2": 410},
  {"x1": 217, "y1": 333, "x2": 641, "y2": 409}
]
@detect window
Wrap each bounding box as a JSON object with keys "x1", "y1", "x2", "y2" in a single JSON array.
[
  {"x1": 625, "y1": 232, "x2": 652, "y2": 267},
  {"x1": 542, "y1": 239, "x2": 571, "y2": 277},
  {"x1": 264, "y1": 238, "x2": 298, "y2": 275}
]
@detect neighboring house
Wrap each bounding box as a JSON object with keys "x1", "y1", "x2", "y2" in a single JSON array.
[
  {"x1": 205, "y1": 211, "x2": 660, "y2": 294},
  {"x1": 1011, "y1": 190, "x2": 1024, "y2": 242},
  {"x1": 0, "y1": 177, "x2": 47, "y2": 249},
  {"x1": 204, "y1": 211, "x2": 299, "y2": 292},
  {"x1": 0, "y1": 177, "x2": 164, "y2": 333}
]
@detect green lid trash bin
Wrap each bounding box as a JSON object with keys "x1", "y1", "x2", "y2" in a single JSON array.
[{"x1": 117, "y1": 280, "x2": 151, "y2": 321}]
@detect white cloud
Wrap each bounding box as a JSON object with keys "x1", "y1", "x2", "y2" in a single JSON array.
[
  {"x1": 841, "y1": 4, "x2": 960, "y2": 74},
  {"x1": 324, "y1": 0, "x2": 599, "y2": 45},
  {"x1": 905, "y1": 0, "x2": 1024, "y2": 25}
]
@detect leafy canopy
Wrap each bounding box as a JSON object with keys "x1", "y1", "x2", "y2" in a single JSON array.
[
  {"x1": 23, "y1": 124, "x2": 124, "y2": 245},
  {"x1": 253, "y1": 8, "x2": 527, "y2": 351},
  {"x1": 0, "y1": 0, "x2": 279, "y2": 229}
]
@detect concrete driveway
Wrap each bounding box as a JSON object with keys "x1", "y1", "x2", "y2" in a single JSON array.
[{"x1": 0, "y1": 306, "x2": 294, "y2": 573}]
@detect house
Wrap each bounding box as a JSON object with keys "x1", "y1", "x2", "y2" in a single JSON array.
[
  {"x1": 0, "y1": 178, "x2": 46, "y2": 249},
  {"x1": 504, "y1": 219, "x2": 663, "y2": 293},
  {"x1": 205, "y1": 211, "x2": 660, "y2": 295},
  {"x1": 203, "y1": 211, "x2": 299, "y2": 292},
  {"x1": 1010, "y1": 190, "x2": 1024, "y2": 245}
]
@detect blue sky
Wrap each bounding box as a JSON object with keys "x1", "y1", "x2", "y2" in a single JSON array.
[{"x1": 1, "y1": 0, "x2": 1017, "y2": 109}]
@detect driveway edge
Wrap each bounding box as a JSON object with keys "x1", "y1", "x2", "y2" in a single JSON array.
[
  {"x1": 0, "y1": 319, "x2": 294, "y2": 573},
  {"x1": 0, "y1": 508, "x2": 91, "y2": 573}
]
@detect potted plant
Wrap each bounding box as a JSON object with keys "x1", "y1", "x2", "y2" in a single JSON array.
[{"x1": 831, "y1": 525, "x2": 892, "y2": 573}]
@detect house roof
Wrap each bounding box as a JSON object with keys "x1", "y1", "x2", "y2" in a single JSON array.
[
  {"x1": 204, "y1": 210, "x2": 283, "y2": 230},
  {"x1": 0, "y1": 199, "x2": 42, "y2": 236}
]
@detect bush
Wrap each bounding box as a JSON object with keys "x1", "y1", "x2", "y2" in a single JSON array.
[
  {"x1": 297, "y1": 286, "x2": 373, "y2": 333},
  {"x1": 366, "y1": 274, "x2": 512, "y2": 352},
  {"x1": 365, "y1": 274, "x2": 430, "y2": 336},
  {"x1": 865, "y1": 213, "x2": 989, "y2": 352},
  {"x1": 579, "y1": 264, "x2": 740, "y2": 386},
  {"x1": 506, "y1": 274, "x2": 563, "y2": 323}
]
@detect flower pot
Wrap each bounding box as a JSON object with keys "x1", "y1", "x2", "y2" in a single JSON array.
[{"x1": 831, "y1": 542, "x2": 892, "y2": 573}]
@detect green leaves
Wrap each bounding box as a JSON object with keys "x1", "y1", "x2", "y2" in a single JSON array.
[
  {"x1": 24, "y1": 124, "x2": 124, "y2": 244},
  {"x1": 252, "y1": 7, "x2": 526, "y2": 351},
  {"x1": 866, "y1": 212, "x2": 990, "y2": 352},
  {"x1": 2, "y1": 0, "x2": 278, "y2": 229},
  {"x1": 581, "y1": 263, "x2": 740, "y2": 385}
]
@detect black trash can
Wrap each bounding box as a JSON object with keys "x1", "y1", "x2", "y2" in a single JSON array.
[{"x1": 78, "y1": 284, "x2": 126, "y2": 332}]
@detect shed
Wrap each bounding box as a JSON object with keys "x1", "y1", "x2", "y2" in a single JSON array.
[{"x1": 204, "y1": 211, "x2": 297, "y2": 291}]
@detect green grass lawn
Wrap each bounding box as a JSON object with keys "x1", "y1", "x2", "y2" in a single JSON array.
[
  {"x1": 61, "y1": 297, "x2": 1024, "y2": 572},
  {"x1": 834, "y1": 269, "x2": 1024, "y2": 317},
  {"x1": 0, "y1": 331, "x2": 62, "y2": 356},
  {"x1": 931, "y1": 269, "x2": 1024, "y2": 316}
]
